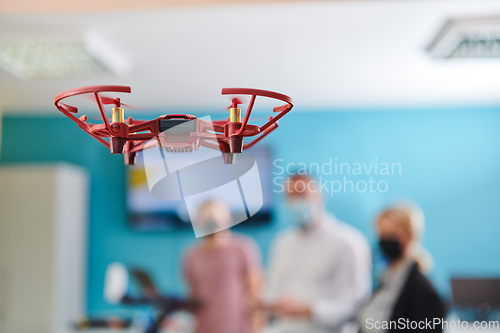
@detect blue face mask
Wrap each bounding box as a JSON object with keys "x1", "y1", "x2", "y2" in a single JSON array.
[{"x1": 288, "y1": 200, "x2": 315, "y2": 228}]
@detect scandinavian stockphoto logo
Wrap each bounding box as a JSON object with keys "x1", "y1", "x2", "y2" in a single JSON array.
[
  {"x1": 273, "y1": 158, "x2": 402, "y2": 195},
  {"x1": 141, "y1": 116, "x2": 263, "y2": 237}
]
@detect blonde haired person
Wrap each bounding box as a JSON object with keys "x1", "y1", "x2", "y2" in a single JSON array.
[{"x1": 357, "y1": 204, "x2": 445, "y2": 333}]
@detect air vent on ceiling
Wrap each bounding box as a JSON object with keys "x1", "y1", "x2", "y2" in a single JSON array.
[{"x1": 427, "y1": 17, "x2": 500, "y2": 58}]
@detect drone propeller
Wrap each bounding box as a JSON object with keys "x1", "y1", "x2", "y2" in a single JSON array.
[
  {"x1": 225, "y1": 96, "x2": 248, "y2": 110},
  {"x1": 227, "y1": 97, "x2": 243, "y2": 109},
  {"x1": 84, "y1": 94, "x2": 144, "y2": 111},
  {"x1": 99, "y1": 96, "x2": 145, "y2": 111}
]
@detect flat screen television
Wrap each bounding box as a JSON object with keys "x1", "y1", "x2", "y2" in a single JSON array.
[
  {"x1": 452, "y1": 278, "x2": 500, "y2": 309},
  {"x1": 127, "y1": 146, "x2": 273, "y2": 231}
]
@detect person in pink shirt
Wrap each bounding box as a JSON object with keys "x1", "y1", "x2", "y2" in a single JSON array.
[{"x1": 183, "y1": 200, "x2": 263, "y2": 333}]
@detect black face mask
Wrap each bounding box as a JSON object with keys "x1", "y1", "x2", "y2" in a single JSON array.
[{"x1": 379, "y1": 239, "x2": 403, "y2": 260}]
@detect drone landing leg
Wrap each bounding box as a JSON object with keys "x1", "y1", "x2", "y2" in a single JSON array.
[{"x1": 110, "y1": 137, "x2": 126, "y2": 154}]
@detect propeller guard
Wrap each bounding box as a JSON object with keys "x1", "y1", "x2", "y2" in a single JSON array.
[{"x1": 54, "y1": 85, "x2": 293, "y2": 164}]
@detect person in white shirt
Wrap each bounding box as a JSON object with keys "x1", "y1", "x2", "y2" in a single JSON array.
[{"x1": 264, "y1": 173, "x2": 372, "y2": 333}]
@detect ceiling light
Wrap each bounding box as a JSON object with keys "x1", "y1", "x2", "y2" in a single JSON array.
[
  {"x1": 427, "y1": 17, "x2": 500, "y2": 58},
  {"x1": 0, "y1": 39, "x2": 108, "y2": 80}
]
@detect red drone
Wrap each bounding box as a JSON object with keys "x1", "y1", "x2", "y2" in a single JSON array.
[{"x1": 54, "y1": 85, "x2": 293, "y2": 165}]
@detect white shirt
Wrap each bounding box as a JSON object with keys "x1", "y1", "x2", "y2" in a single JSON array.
[{"x1": 267, "y1": 214, "x2": 372, "y2": 333}]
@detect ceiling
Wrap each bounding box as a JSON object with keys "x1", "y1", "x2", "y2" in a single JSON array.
[
  {"x1": 2, "y1": 0, "x2": 500, "y2": 114},
  {"x1": 0, "y1": 0, "x2": 309, "y2": 15}
]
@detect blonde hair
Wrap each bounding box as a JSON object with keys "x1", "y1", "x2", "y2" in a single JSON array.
[
  {"x1": 378, "y1": 203, "x2": 434, "y2": 274},
  {"x1": 195, "y1": 200, "x2": 231, "y2": 227}
]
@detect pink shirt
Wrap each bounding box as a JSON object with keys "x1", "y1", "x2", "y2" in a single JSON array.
[{"x1": 183, "y1": 235, "x2": 261, "y2": 333}]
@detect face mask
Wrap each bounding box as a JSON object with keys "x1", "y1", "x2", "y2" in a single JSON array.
[
  {"x1": 379, "y1": 239, "x2": 403, "y2": 261},
  {"x1": 200, "y1": 219, "x2": 220, "y2": 235},
  {"x1": 288, "y1": 200, "x2": 316, "y2": 228}
]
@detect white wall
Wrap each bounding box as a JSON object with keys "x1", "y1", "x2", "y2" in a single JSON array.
[{"x1": 0, "y1": 164, "x2": 88, "y2": 333}]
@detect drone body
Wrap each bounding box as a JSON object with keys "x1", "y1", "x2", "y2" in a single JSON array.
[{"x1": 54, "y1": 85, "x2": 293, "y2": 165}]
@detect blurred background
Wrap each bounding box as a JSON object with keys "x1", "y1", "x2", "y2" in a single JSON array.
[{"x1": 2, "y1": 0, "x2": 500, "y2": 332}]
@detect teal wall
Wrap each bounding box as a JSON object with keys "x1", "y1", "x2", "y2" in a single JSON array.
[{"x1": 2, "y1": 107, "x2": 500, "y2": 315}]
